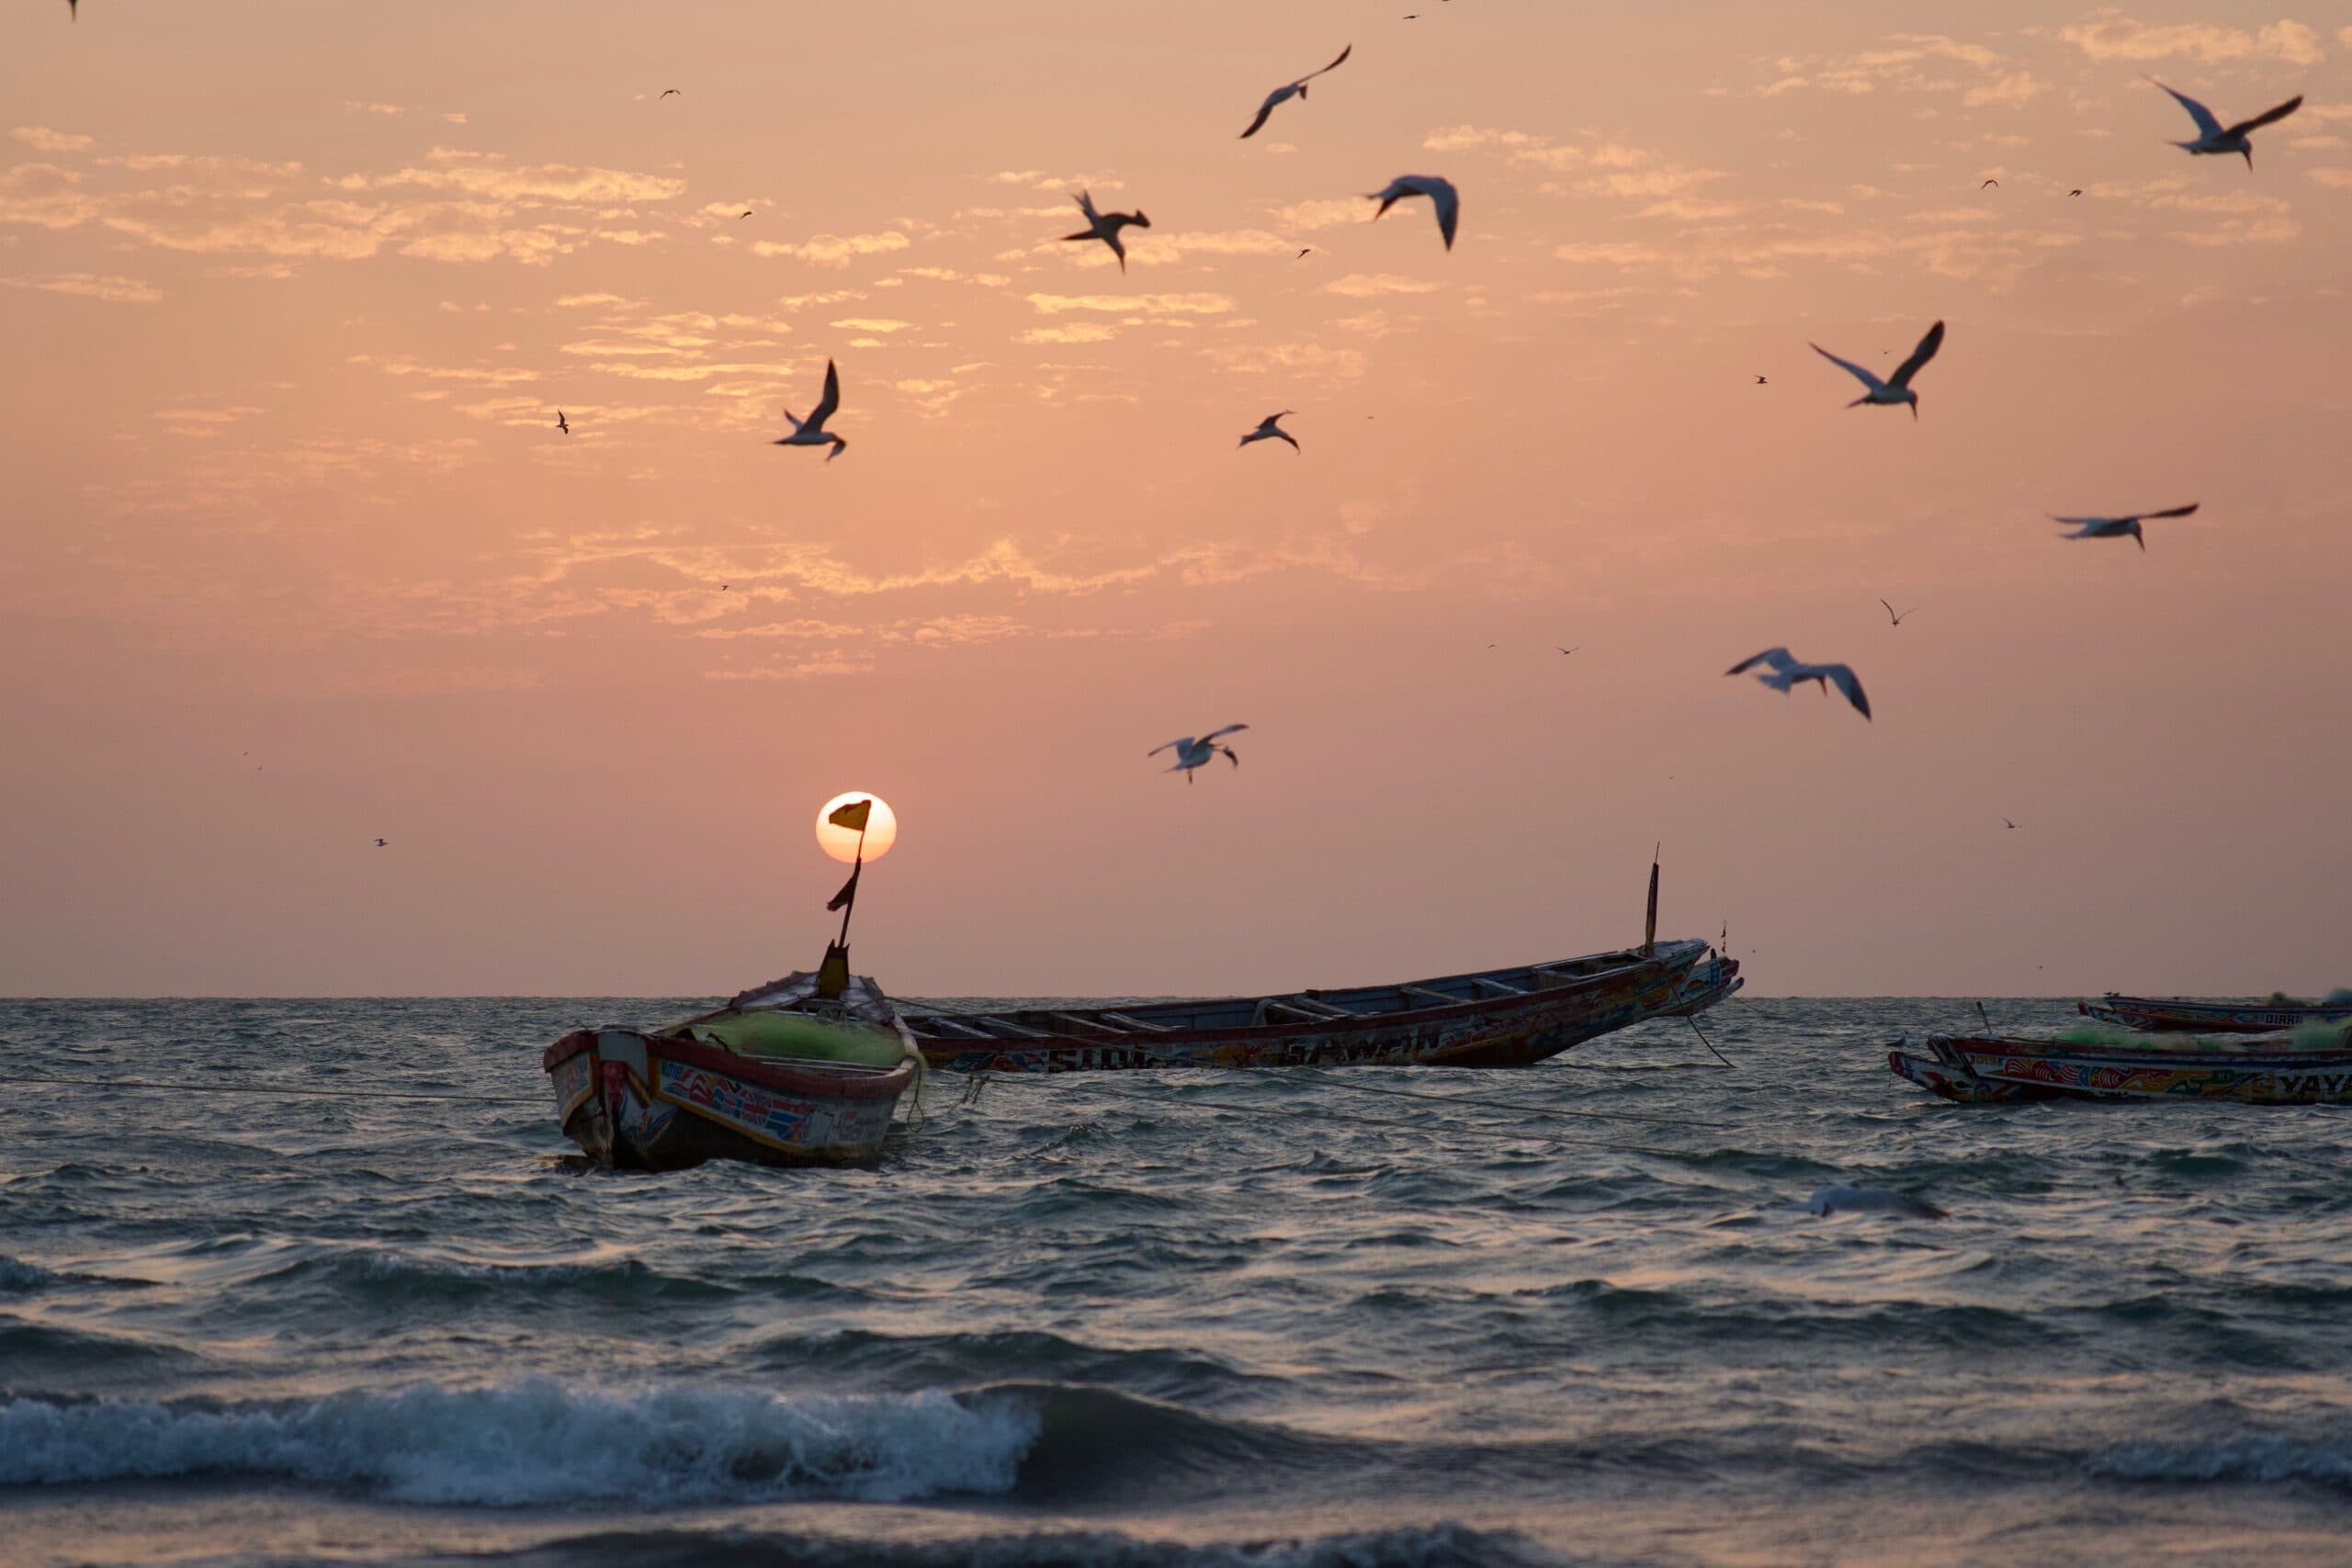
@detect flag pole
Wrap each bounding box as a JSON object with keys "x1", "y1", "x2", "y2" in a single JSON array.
[{"x1": 835, "y1": 822, "x2": 867, "y2": 947}]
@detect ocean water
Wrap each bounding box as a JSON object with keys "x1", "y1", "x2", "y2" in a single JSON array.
[{"x1": 5, "y1": 997, "x2": 2352, "y2": 1568}]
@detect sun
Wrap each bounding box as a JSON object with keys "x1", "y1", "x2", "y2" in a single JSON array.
[{"x1": 814, "y1": 791, "x2": 897, "y2": 864}]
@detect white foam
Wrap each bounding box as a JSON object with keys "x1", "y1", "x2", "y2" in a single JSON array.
[{"x1": 0, "y1": 1379, "x2": 1040, "y2": 1506}]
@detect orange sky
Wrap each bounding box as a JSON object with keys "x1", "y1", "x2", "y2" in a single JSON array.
[{"x1": 4, "y1": 2, "x2": 2348, "y2": 998}]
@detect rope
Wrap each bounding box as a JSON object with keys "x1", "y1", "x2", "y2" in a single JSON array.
[{"x1": 15, "y1": 1074, "x2": 544, "y2": 1105}]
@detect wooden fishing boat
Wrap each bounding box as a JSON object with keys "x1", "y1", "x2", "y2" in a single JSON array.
[
  {"x1": 543, "y1": 969, "x2": 923, "y2": 1170},
  {"x1": 903, "y1": 939, "x2": 1739, "y2": 1073},
  {"x1": 1887, "y1": 1031, "x2": 2352, "y2": 1105},
  {"x1": 2077, "y1": 993, "x2": 2352, "y2": 1035}
]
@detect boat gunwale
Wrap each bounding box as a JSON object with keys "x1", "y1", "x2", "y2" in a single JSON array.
[
  {"x1": 897, "y1": 939, "x2": 1709, "y2": 1046},
  {"x1": 1921, "y1": 1032, "x2": 2352, "y2": 1069},
  {"x1": 542, "y1": 1027, "x2": 918, "y2": 1100}
]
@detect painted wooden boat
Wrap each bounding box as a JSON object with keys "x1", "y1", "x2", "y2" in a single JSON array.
[
  {"x1": 1887, "y1": 1031, "x2": 2352, "y2": 1106},
  {"x1": 2077, "y1": 993, "x2": 2352, "y2": 1035},
  {"x1": 543, "y1": 970, "x2": 922, "y2": 1170},
  {"x1": 903, "y1": 939, "x2": 1738, "y2": 1073}
]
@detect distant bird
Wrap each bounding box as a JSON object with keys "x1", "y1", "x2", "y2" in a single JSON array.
[
  {"x1": 1812, "y1": 320, "x2": 1944, "y2": 421},
  {"x1": 771, "y1": 358, "x2": 847, "y2": 460},
  {"x1": 1149, "y1": 725, "x2": 1247, "y2": 784},
  {"x1": 2068, "y1": 188, "x2": 2084, "y2": 197},
  {"x1": 1239, "y1": 43, "x2": 1351, "y2": 139},
  {"x1": 2150, "y1": 77, "x2": 2301, "y2": 165},
  {"x1": 1803, "y1": 1184, "x2": 1947, "y2": 1220},
  {"x1": 2003, "y1": 818, "x2": 2018, "y2": 829},
  {"x1": 373, "y1": 838, "x2": 389, "y2": 849},
  {"x1": 1556, "y1": 646, "x2": 1578, "y2": 656},
  {"x1": 1981, "y1": 178, "x2": 1999, "y2": 189},
  {"x1": 2051, "y1": 502, "x2": 2199, "y2": 552},
  {"x1": 739, "y1": 209, "x2": 753, "y2": 219},
  {"x1": 659, "y1": 88, "x2": 681, "y2": 99},
  {"x1": 1367, "y1": 175, "x2": 1459, "y2": 250},
  {"x1": 1296, "y1": 248, "x2": 1313, "y2": 259},
  {"x1": 1060, "y1": 189, "x2": 1150, "y2": 274},
  {"x1": 720, "y1": 584, "x2": 729, "y2": 592},
  {"x1": 1726, "y1": 648, "x2": 1871, "y2": 720},
  {"x1": 1754, "y1": 375, "x2": 1768, "y2": 385},
  {"x1": 556, "y1": 410, "x2": 570, "y2": 435},
  {"x1": 1879, "y1": 599, "x2": 1916, "y2": 626},
  {"x1": 1238, "y1": 412, "x2": 1299, "y2": 452}
]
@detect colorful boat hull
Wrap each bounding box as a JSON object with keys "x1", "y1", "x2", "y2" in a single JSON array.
[
  {"x1": 2078, "y1": 995, "x2": 2352, "y2": 1034},
  {"x1": 543, "y1": 973, "x2": 919, "y2": 1170},
  {"x1": 1888, "y1": 1032, "x2": 2352, "y2": 1106},
  {"x1": 905, "y1": 940, "x2": 1738, "y2": 1073}
]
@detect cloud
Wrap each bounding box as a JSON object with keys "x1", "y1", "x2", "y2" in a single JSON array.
[
  {"x1": 1963, "y1": 73, "x2": 2049, "y2": 108},
  {"x1": 1420, "y1": 125, "x2": 1724, "y2": 198},
  {"x1": 9, "y1": 127, "x2": 94, "y2": 153},
  {"x1": 348, "y1": 353, "x2": 539, "y2": 385},
  {"x1": 2058, "y1": 12, "x2": 2327, "y2": 64},
  {"x1": 828, "y1": 316, "x2": 915, "y2": 333},
  {"x1": 1019, "y1": 323, "x2": 1119, "y2": 344},
  {"x1": 1269, "y1": 197, "x2": 1366, "y2": 231},
  {"x1": 553, "y1": 292, "x2": 638, "y2": 309},
  {"x1": 345, "y1": 102, "x2": 407, "y2": 117},
  {"x1": 333, "y1": 154, "x2": 685, "y2": 205},
  {"x1": 751, "y1": 231, "x2": 911, "y2": 266},
  {"x1": 1024, "y1": 291, "x2": 1235, "y2": 316},
  {"x1": 1323, "y1": 273, "x2": 1444, "y2": 299},
  {"x1": 1, "y1": 271, "x2": 160, "y2": 303}
]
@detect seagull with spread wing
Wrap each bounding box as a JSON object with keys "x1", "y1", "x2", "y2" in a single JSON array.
[
  {"x1": 1240, "y1": 44, "x2": 1351, "y2": 139},
  {"x1": 2052, "y1": 502, "x2": 2199, "y2": 552},
  {"x1": 1061, "y1": 189, "x2": 1150, "y2": 273},
  {"x1": 1812, "y1": 320, "x2": 1944, "y2": 421},
  {"x1": 1367, "y1": 175, "x2": 1459, "y2": 250},
  {"x1": 771, "y1": 359, "x2": 847, "y2": 461},
  {"x1": 1879, "y1": 600, "x2": 1916, "y2": 627},
  {"x1": 2150, "y1": 78, "x2": 2301, "y2": 166},
  {"x1": 1238, "y1": 412, "x2": 1299, "y2": 452},
  {"x1": 1150, "y1": 725, "x2": 1248, "y2": 784},
  {"x1": 1726, "y1": 649, "x2": 1871, "y2": 720}
]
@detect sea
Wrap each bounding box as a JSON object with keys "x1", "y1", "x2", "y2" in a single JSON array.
[{"x1": 5, "y1": 996, "x2": 2351, "y2": 1568}]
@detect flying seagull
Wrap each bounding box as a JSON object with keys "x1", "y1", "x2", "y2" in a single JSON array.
[
  {"x1": 1061, "y1": 189, "x2": 1150, "y2": 274},
  {"x1": 2069, "y1": 188, "x2": 2084, "y2": 197},
  {"x1": 1981, "y1": 178, "x2": 1999, "y2": 189},
  {"x1": 660, "y1": 88, "x2": 682, "y2": 99},
  {"x1": 1367, "y1": 175, "x2": 1459, "y2": 250},
  {"x1": 2051, "y1": 502, "x2": 2199, "y2": 552},
  {"x1": 1239, "y1": 43, "x2": 1352, "y2": 139},
  {"x1": 1726, "y1": 648, "x2": 1871, "y2": 720},
  {"x1": 373, "y1": 838, "x2": 389, "y2": 849},
  {"x1": 1238, "y1": 412, "x2": 1299, "y2": 452},
  {"x1": 771, "y1": 358, "x2": 847, "y2": 461},
  {"x1": 1296, "y1": 248, "x2": 1312, "y2": 259},
  {"x1": 1149, "y1": 725, "x2": 1247, "y2": 784},
  {"x1": 2150, "y1": 77, "x2": 2301, "y2": 165},
  {"x1": 1879, "y1": 599, "x2": 1916, "y2": 626},
  {"x1": 739, "y1": 209, "x2": 752, "y2": 219},
  {"x1": 556, "y1": 410, "x2": 570, "y2": 435},
  {"x1": 2003, "y1": 818, "x2": 2018, "y2": 829},
  {"x1": 1812, "y1": 320, "x2": 1944, "y2": 421},
  {"x1": 1755, "y1": 375, "x2": 1768, "y2": 385},
  {"x1": 1556, "y1": 647, "x2": 1579, "y2": 657}
]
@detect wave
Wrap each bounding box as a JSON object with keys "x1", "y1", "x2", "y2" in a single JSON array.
[
  {"x1": 2087, "y1": 1433, "x2": 2352, "y2": 1490},
  {"x1": 462, "y1": 1522, "x2": 1562, "y2": 1568},
  {"x1": 0, "y1": 1379, "x2": 1038, "y2": 1506}
]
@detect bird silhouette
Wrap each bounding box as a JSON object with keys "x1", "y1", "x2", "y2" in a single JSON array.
[
  {"x1": 1149, "y1": 726, "x2": 1247, "y2": 784},
  {"x1": 1813, "y1": 320, "x2": 1944, "y2": 421},
  {"x1": 772, "y1": 358, "x2": 848, "y2": 460},
  {"x1": 1879, "y1": 600, "x2": 1916, "y2": 626},
  {"x1": 1060, "y1": 190, "x2": 1150, "y2": 273},
  {"x1": 1238, "y1": 412, "x2": 1299, "y2": 452},
  {"x1": 659, "y1": 88, "x2": 681, "y2": 99},
  {"x1": 2052, "y1": 502, "x2": 2199, "y2": 552},
  {"x1": 1367, "y1": 175, "x2": 1460, "y2": 249},
  {"x1": 1981, "y1": 178, "x2": 1999, "y2": 189},
  {"x1": 2150, "y1": 78, "x2": 2301, "y2": 166},
  {"x1": 1726, "y1": 648, "x2": 1871, "y2": 720},
  {"x1": 1239, "y1": 43, "x2": 1351, "y2": 139},
  {"x1": 556, "y1": 410, "x2": 569, "y2": 435},
  {"x1": 373, "y1": 838, "x2": 390, "y2": 849}
]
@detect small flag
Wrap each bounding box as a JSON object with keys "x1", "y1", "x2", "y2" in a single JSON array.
[
  {"x1": 825, "y1": 863, "x2": 861, "y2": 912},
  {"x1": 828, "y1": 798, "x2": 873, "y2": 833}
]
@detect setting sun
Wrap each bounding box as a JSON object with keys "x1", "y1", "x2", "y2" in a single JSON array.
[{"x1": 815, "y1": 792, "x2": 896, "y2": 864}]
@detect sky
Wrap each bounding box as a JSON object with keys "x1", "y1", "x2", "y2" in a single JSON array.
[{"x1": 3, "y1": 1, "x2": 2348, "y2": 998}]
